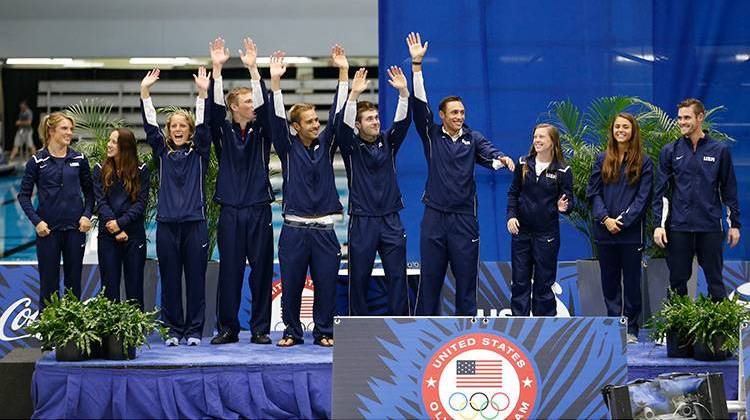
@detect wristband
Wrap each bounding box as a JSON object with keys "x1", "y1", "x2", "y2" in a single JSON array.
[{"x1": 412, "y1": 61, "x2": 422, "y2": 65}]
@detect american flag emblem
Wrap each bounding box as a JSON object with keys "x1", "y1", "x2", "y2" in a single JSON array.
[
  {"x1": 300, "y1": 296, "x2": 314, "y2": 318},
  {"x1": 455, "y1": 360, "x2": 503, "y2": 388}
]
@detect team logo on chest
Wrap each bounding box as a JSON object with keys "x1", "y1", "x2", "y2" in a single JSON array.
[
  {"x1": 461, "y1": 139, "x2": 471, "y2": 146},
  {"x1": 545, "y1": 172, "x2": 557, "y2": 180},
  {"x1": 422, "y1": 332, "x2": 538, "y2": 419},
  {"x1": 703, "y1": 155, "x2": 715, "y2": 162}
]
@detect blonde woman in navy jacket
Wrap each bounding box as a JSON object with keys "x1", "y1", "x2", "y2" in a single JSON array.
[
  {"x1": 93, "y1": 128, "x2": 150, "y2": 309},
  {"x1": 587, "y1": 112, "x2": 652, "y2": 343},
  {"x1": 18, "y1": 112, "x2": 93, "y2": 310},
  {"x1": 140, "y1": 67, "x2": 212, "y2": 346},
  {"x1": 507, "y1": 123, "x2": 572, "y2": 316}
]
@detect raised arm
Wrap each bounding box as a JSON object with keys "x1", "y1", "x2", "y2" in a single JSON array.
[
  {"x1": 269, "y1": 51, "x2": 291, "y2": 156},
  {"x1": 338, "y1": 67, "x2": 370, "y2": 154},
  {"x1": 326, "y1": 43, "x2": 350, "y2": 134},
  {"x1": 407, "y1": 32, "x2": 434, "y2": 142},
  {"x1": 384, "y1": 66, "x2": 411, "y2": 153},
  {"x1": 140, "y1": 69, "x2": 166, "y2": 157},
  {"x1": 116, "y1": 165, "x2": 151, "y2": 230},
  {"x1": 239, "y1": 38, "x2": 271, "y2": 137},
  {"x1": 209, "y1": 36, "x2": 230, "y2": 151},
  {"x1": 619, "y1": 156, "x2": 654, "y2": 229},
  {"x1": 193, "y1": 66, "x2": 212, "y2": 158}
]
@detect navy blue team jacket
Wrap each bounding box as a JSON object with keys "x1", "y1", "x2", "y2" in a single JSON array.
[
  {"x1": 653, "y1": 134, "x2": 741, "y2": 232},
  {"x1": 411, "y1": 72, "x2": 505, "y2": 216},
  {"x1": 335, "y1": 96, "x2": 410, "y2": 216},
  {"x1": 141, "y1": 96, "x2": 211, "y2": 222},
  {"x1": 587, "y1": 153, "x2": 653, "y2": 244},
  {"x1": 93, "y1": 162, "x2": 150, "y2": 238},
  {"x1": 269, "y1": 83, "x2": 345, "y2": 217},
  {"x1": 506, "y1": 155, "x2": 573, "y2": 234},
  {"x1": 209, "y1": 77, "x2": 274, "y2": 207},
  {"x1": 18, "y1": 147, "x2": 94, "y2": 230}
]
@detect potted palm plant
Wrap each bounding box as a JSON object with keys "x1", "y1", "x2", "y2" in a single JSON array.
[
  {"x1": 646, "y1": 292, "x2": 697, "y2": 358},
  {"x1": 26, "y1": 290, "x2": 102, "y2": 361}
]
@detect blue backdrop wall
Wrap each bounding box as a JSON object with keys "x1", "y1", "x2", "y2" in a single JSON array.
[{"x1": 378, "y1": 0, "x2": 750, "y2": 262}]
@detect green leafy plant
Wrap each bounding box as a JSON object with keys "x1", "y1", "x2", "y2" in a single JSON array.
[
  {"x1": 546, "y1": 97, "x2": 734, "y2": 258},
  {"x1": 26, "y1": 290, "x2": 102, "y2": 356},
  {"x1": 646, "y1": 292, "x2": 697, "y2": 343},
  {"x1": 689, "y1": 294, "x2": 750, "y2": 355}
]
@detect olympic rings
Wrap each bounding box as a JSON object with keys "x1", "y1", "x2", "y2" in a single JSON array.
[
  {"x1": 490, "y1": 392, "x2": 510, "y2": 412},
  {"x1": 448, "y1": 392, "x2": 468, "y2": 411},
  {"x1": 469, "y1": 392, "x2": 489, "y2": 411}
]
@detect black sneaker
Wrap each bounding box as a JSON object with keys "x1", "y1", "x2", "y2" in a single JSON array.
[
  {"x1": 210, "y1": 330, "x2": 239, "y2": 345},
  {"x1": 250, "y1": 333, "x2": 272, "y2": 345}
]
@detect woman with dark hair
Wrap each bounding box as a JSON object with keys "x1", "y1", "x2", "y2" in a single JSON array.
[
  {"x1": 507, "y1": 123, "x2": 573, "y2": 316},
  {"x1": 18, "y1": 112, "x2": 94, "y2": 309},
  {"x1": 587, "y1": 112, "x2": 653, "y2": 343},
  {"x1": 93, "y1": 128, "x2": 150, "y2": 308},
  {"x1": 140, "y1": 67, "x2": 211, "y2": 346}
]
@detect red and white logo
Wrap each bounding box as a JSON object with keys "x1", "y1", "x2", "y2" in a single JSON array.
[
  {"x1": 422, "y1": 332, "x2": 537, "y2": 420},
  {"x1": 271, "y1": 277, "x2": 316, "y2": 331}
]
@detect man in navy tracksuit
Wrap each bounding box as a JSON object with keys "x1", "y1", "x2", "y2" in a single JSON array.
[
  {"x1": 18, "y1": 137, "x2": 94, "y2": 308},
  {"x1": 93, "y1": 160, "x2": 150, "y2": 308},
  {"x1": 269, "y1": 48, "x2": 347, "y2": 347},
  {"x1": 141, "y1": 67, "x2": 212, "y2": 345},
  {"x1": 653, "y1": 98, "x2": 741, "y2": 299},
  {"x1": 336, "y1": 66, "x2": 411, "y2": 316},
  {"x1": 208, "y1": 38, "x2": 274, "y2": 345},
  {"x1": 407, "y1": 33, "x2": 515, "y2": 316}
]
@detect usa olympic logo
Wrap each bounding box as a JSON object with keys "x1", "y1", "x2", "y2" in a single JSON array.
[{"x1": 422, "y1": 333, "x2": 537, "y2": 419}]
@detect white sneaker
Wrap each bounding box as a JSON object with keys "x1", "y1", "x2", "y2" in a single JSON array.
[
  {"x1": 165, "y1": 337, "x2": 179, "y2": 346},
  {"x1": 187, "y1": 337, "x2": 201, "y2": 346},
  {"x1": 626, "y1": 333, "x2": 639, "y2": 344}
]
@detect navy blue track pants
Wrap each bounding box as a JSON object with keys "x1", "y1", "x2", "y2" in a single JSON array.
[
  {"x1": 667, "y1": 230, "x2": 726, "y2": 299},
  {"x1": 216, "y1": 204, "x2": 274, "y2": 335},
  {"x1": 417, "y1": 207, "x2": 479, "y2": 316},
  {"x1": 98, "y1": 235, "x2": 146, "y2": 309},
  {"x1": 156, "y1": 220, "x2": 208, "y2": 339},
  {"x1": 278, "y1": 222, "x2": 341, "y2": 341},
  {"x1": 597, "y1": 243, "x2": 642, "y2": 334},
  {"x1": 510, "y1": 231, "x2": 559, "y2": 316},
  {"x1": 36, "y1": 229, "x2": 85, "y2": 310},
  {"x1": 348, "y1": 213, "x2": 409, "y2": 316}
]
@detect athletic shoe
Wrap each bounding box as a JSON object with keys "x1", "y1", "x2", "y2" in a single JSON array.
[
  {"x1": 187, "y1": 337, "x2": 201, "y2": 346},
  {"x1": 626, "y1": 333, "x2": 638, "y2": 344},
  {"x1": 165, "y1": 337, "x2": 179, "y2": 346}
]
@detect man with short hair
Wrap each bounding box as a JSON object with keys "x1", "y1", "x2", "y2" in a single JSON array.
[
  {"x1": 653, "y1": 98, "x2": 741, "y2": 299},
  {"x1": 208, "y1": 37, "x2": 274, "y2": 345},
  {"x1": 269, "y1": 46, "x2": 348, "y2": 347},
  {"x1": 336, "y1": 66, "x2": 411, "y2": 316},
  {"x1": 407, "y1": 32, "x2": 515, "y2": 316},
  {"x1": 10, "y1": 100, "x2": 36, "y2": 161}
]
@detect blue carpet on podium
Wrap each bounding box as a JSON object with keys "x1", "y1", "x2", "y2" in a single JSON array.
[{"x1": 32, "y1": 332, "x2": 333, "y2": 419}]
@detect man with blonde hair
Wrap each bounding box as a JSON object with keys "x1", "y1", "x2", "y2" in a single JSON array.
[{"x1": 208, "y1": 37, "x2": 275, "y2": 345}]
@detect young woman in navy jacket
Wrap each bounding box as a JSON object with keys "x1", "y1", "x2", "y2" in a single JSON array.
[
  {"x1": 507, "y1": 123, "x2": 572, "y2": 316},
  {"x1": 93, "y1": 128, "x2": 150, "y2": 309},
  {"x1": 140, "y1": 67, "x2": 211, "y2": 346},
  {"x1": 18, "y1": 112, "x2": 94, "y2": 310},
  {"x1": 587, "y1": 113, "x2": 653, "y2": 343}
]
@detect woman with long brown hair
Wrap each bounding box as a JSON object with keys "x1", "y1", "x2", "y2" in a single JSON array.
[
  {"x1": 586, "y1": 112, "x2": 653, "y2": 343},
  {"x1": 507, "y1": 123, "x2": 573, "y2": 316},
  {"x1": 93, "y1": 128, "x2": 150, "y2": 308},
  {"x1": 18, "y1": 112, "x2": 94, "y2": 310}
]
